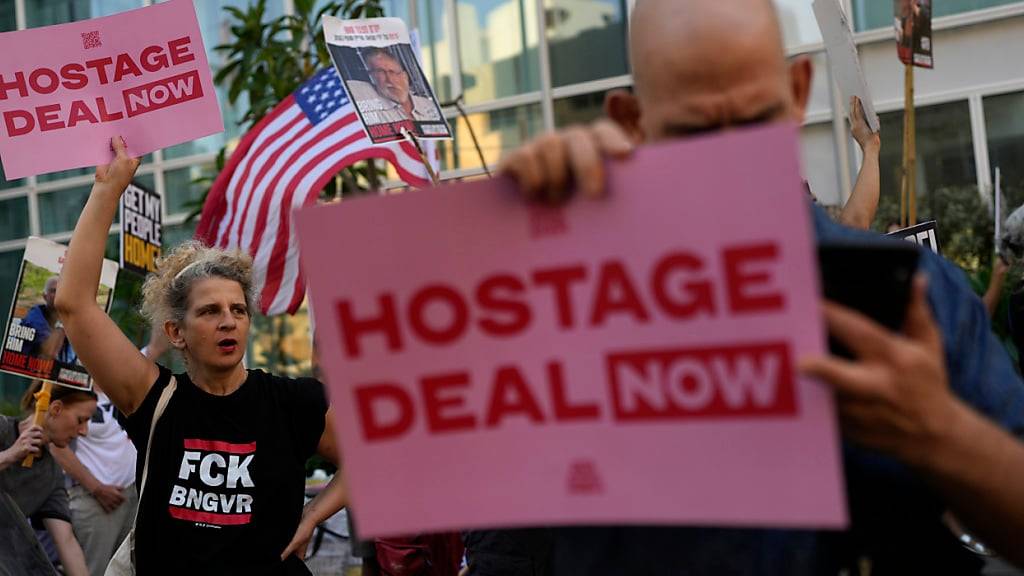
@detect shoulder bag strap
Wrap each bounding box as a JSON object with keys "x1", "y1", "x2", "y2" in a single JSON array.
[{"x1": 134, "y1": 376, "x2": 177, "y2": 520}]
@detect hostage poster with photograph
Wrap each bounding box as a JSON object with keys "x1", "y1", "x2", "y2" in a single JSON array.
[
  {"x1": 323, "y1": 16, "x2": 451, "y2": 144},
  {"x1": 1, "y1": 237, "x2": 118, "y2": 390},
  {"x1": 120, "y1": 180, "x2": 162, "y2": 275},
  {"x1": 895, "y1": 0, "x2": 933, "y2": 68}
]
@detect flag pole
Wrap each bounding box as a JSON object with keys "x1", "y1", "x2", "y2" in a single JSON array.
[{"x1": 402, "y1": 128, "x2": 440, "y2": 187}]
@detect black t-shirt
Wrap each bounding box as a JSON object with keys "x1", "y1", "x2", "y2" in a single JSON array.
[{"x1": 123, "y1": 366, "x2": 327, "y2": 575}]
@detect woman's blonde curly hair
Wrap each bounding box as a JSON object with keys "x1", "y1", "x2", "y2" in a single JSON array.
[{"x1": 141, "y1": 240, "x2": 259, "y2": 327}]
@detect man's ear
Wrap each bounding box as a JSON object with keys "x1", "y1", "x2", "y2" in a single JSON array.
[
  {"x1": 788, "y1": 57, "x2": 813, "y2": 124},
  {"x1": 604, "y1": 89, "x2": 644, "y2": 144},
  {"x1": 164, "y1": 321, "x2": 185, "y2": 350}
]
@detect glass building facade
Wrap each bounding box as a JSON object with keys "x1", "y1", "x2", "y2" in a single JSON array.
[{"x1": 2, "y1": 0, "x2": 1024, "y2": 403}]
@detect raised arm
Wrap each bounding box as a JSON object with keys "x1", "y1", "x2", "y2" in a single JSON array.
[
  {"x1": 838, "y1": 97, "x2": 881, "y2": 230},
  {"x1": 54, "y1": 137, "x2": 159, "y2": 416},
  {"x1": 983, "y1": 256, "x2": 1009, "y2": 317}
]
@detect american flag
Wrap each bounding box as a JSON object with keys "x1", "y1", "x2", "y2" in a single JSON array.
[{"x1": 196, "y1": 68, "x2": 435, "y2": 315}]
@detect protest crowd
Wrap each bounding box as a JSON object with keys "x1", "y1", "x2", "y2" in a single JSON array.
[{"x1": 1, "y1": 0, "x2": 1024, "y2": 575}]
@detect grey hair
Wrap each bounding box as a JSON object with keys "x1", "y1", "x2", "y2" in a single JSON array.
[{"x1": 141, "y1": 240, "x2": 259, "y2": 327}]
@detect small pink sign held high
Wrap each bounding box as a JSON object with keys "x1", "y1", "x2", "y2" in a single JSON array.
[{"x1": 0, "y1": 0, "x2": 222, "y2": 179}]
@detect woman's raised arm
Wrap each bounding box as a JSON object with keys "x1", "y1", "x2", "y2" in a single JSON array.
[{"x1": 54, "y1": 137, "x2": 160, "y2": 415}]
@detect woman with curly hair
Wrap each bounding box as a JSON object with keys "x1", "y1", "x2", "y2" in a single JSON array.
[{"x1": 53, "y1": 137, "x2": 345, "y2": 575}]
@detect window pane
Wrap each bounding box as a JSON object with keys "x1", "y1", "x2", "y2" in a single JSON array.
[
  {"x1": 36, "y1": 166, "x2": 93, "y2": 184},
  {"x1": 873, "y1": 100, "x2": 976, "y2": 228},
  {"x1": 0, "y1": 163, "x2": 23, "y2": 191},
  {"x1": 801, "y1": 123, "x2": 841, "y2": 206},
  {"x1": 554, "y1": 91, "x2": 609, "y2": 128},
  {"x1": 457, "y1": 0, "x2": 540, "y2": 103},
  {"x1": 164, "y1": 164, "x2": 213, "y2": 216},
  {"x1": 985, "y1": 91, "x2": 1024, "y2": 207},
  {"x1": 774, "y1": 0, "x2": 823, "y2": 47},
  {"x1": 417, "y1": 0, "x2": 455, "y2": 102},
  {"x1": 852, "y1": 0, "x2": 1021, "y2": 31},
  {"x1": 439, "y1": 103, "x2": 543, "y2": 170},
  {"x1": 164, "y1": 0, "x2": 284, "y2": 160},
  {"x1": 36, "y1": 154, "x2": 154, "y2": 184},
  {"x1": 546, "y1": 0, "x2": 628, "y2": 87},
  {"x1": 0, "y1": 196, "x2": 29, "y2": 242},
  {"x1": 0, "y1": 0, "x2": 15, "y2": 32},
  {"x1": 26, "y1": 0, "x2": 141, "y2": 27},
  {"x1": 162, "y1": 221, "x2": 197, "y2": 250},
  {"x1": 39, "y1": 183, "x2": 92, "y2": 235}
]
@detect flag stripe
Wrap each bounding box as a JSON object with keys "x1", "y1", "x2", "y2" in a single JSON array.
[
  {"x1": 273, "y1": 145, "x2": 429, "y2": 313},
  {"x1": 260, "y1": 132, "x2": 387, "y2": 307},
  {"x1": 218, "y1": 108, "x2": 305, "y2": 247}
]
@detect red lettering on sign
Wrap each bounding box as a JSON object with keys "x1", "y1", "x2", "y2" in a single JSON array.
[
  {"x1": 408, "y1": 285, "x2": 469, "y2": 346},
  {"x1": 723, "y1": 243, "x2": 785, "y2": 314},
  {"x1": 486, "y1": 366, "x2": 545, "y2": 427},
  {"x1": 1, "y1": 350, "x2": 28, "y2": 368},
  {"x1": 476, "y1": 274, "x2": 532, "y2": 337},
  {"x1": 651, "y1": 252, "x2": 716, "y2": 318},
  {"x1": 533, "y1": 265, "x2": 587, "y2": 329},
  {"x1": 332, "y1": 243, "x2": 784, "y2": 360},
  {"x1": 548, "y1": 362, "x2": 600, "y2": 421},
  {"x1": 337, "y1": 294, "x2": 403, "y2": 359},
  {"x1": 37, "y1": 104, "x2": 64, "y2": 132},
  {"x1": 422, "y1": 373, "x2": 476, "y2": 433},
  {"x1": 59, "y1": 64, "x2": 89, "y2": 90},
  {"x1": 356, "y1": 383, "x2": 414, "y2": 441},
  {"x1": 607, "y1": 342, "x2": 796, "y2": 421},
  {"x1": 0, "y1": 72, "x2": 28, "y2": 100},
  {"x1": 123, "y1": 70, "x2": 203, "y2": 118},
  {"x1": 28, "y1": 68, "x2": 59, "y2": 95},
  {"x1": 168, "y1": 36, "x2": 196, "y2": 66},
  {"x1": 4, "y1": 109, "x2": 33, "y2": 136},
  {"x1": 590, "y1": 260, "x2": 650, "y2": 326}
]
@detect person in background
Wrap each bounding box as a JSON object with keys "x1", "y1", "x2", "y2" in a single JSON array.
[
  {"x1": 22, "y1": 276, "x2": 78, "y2": 364},
  {"x1": 50, "y1": 330, "x2": 170, "y2": 575},
  {"x1": 492, "y1": 0, "x2": 1024, "y2": 572},
  {"x1": 833, "y1": 95, "x2": 881, "y2": 230},
  {"x1": 983, "y1": 254, "x2": 1009, "y2": 318},
  {"x1": 802, "y1": 276, "x2": 1024, "y2": 568},
  {"x1": 0, "y1": 382, "x2": 94, "y2": 576}
]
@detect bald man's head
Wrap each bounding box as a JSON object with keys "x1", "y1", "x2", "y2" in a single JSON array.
[{"x1": 606, "y1": 0, "x2": 811, "y2": 143}]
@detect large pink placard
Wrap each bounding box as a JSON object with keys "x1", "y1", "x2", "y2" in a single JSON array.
[
  {"x1": 0, "y1": 0, "x2": 222, "y2": 179},
  {"x1": 298, "y1": 124, "x2": 847, "y2": 537}
]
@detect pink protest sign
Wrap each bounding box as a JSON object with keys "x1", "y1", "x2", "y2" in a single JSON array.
[
  {"x1": 0, "y1": 0, "x2": 222, "y2": 179},
  {"x1": 297, "y1": 124, "x2": 847, "y2": 537}
]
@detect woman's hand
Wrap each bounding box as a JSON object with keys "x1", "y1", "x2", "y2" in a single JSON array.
[
  {"x1": 280, "y1": 513, "x2": 317, "y2": 561},
  {"x1": 1, "y1": 424, "x2": 45, "y2": 467},
  {"x1": 94, "y1": 136, "x2": 140, "y2": 196}
]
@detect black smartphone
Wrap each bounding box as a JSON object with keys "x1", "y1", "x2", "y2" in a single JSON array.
[{"x1": 818, "y1": 240, "x2": 921, "y2": 356}]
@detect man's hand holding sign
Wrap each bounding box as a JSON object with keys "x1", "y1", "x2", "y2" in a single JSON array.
[
  {"x1": 0, "y1": 0, "x2": 222, "y2": 179},
  {"x1": 298, "y1": 123, "x2": 847, "y2": 537}
]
